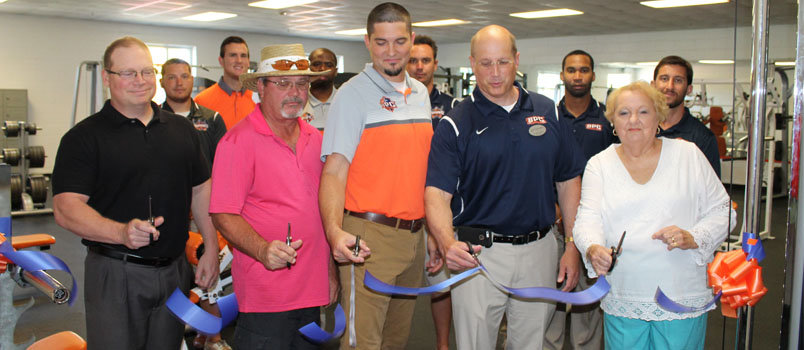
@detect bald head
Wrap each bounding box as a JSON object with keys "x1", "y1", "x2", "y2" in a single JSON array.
[{"x1": 470, "y1": 25, "x2": 517, "y2": 58}]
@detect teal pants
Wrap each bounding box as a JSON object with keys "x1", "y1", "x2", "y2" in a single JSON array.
[{"x1": 603, "y1": 313, "x2": 707, "y2": 350}]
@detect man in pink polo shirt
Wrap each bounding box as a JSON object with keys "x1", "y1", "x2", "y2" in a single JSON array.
[{"x1": 209, "y1": 43, "x2": 337, "y2": 349}]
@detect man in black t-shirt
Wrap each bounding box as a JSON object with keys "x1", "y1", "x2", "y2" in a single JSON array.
[{"x1": 52, "y1": 36, "x2": 219, "y2": 350}]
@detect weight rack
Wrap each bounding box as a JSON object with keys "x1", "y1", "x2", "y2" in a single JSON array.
[{"x1": 1, "y1": 121, "x2": 51, "y2": 216}]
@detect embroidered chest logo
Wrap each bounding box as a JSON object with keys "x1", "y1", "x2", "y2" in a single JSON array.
[
  {"x1": 193, "y1": 119, "x2": 209, "y2": 131},
  {"x1": 585, "y1": 123, "x2": 602, "y2": 132},
  {"x1": 526, "y1": 116, "x2": 546, "y2": 125},
  {"x1": 431, "y1": 105, "x2": 444, "y2": 120},
  {"x1": 380, "y1": 96, "x2": 398, "y2": 112},
  {"x1": 301, "y1": 112, "x2": 314, "y2": 123}
]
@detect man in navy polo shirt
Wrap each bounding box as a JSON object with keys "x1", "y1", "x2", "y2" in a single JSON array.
[
  {"x1": 545, "y1": 49, "x2": 609, "y2": 350},
  {"x1": 652, "y1": 55, "x2": 721, "y2": 177},
  {"x1": 424, "y1": 25, "x2": 585, "y2": 350},
  {"x1": 407, "y1": 33, "x2": 458, "y2": 350}
]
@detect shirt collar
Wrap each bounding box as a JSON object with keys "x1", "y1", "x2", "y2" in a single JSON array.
[
  {"x1": 558, "y1": 96, "x2": 601, "y2": 120},
  {"x1": 429, "y1": 86, "x2": 442, "y2": 101},
  {"x1": 160, "y1": 99, "x2": 201, "y2": 117},
  {"x1": 218, "y1": 76, "x2": 248, "y2": 95},
  {"x1": 307, "y1": 87, "x2": 337, "y2": 107},
  {"x1": 105, "y1": 100, "x2": 165, "y2": 126},
  {"x1": 362, "y1": 63, "x2": 421, "y2": 95},
  {"x1": 661, "y1": 107, "x2": 692, "y2": 133},
  {"x1": 470, "y1": 81, "x2": 532, "y2": 117}
]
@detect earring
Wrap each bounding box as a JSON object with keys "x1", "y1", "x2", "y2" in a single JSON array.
[
  {"x1": 657, "y1": 126, "x2": 661, "y2": 135},
  {"x1": 613, "y1": 129, "x2": 617, "y2": 136}
]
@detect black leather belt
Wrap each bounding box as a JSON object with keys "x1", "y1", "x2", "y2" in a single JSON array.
[
  {"x1": 492, "y1": 226, "x2": 552, "y2": 245},
  {"x1": 89, "y1": 245, "x2": 176, "y2": 267},
  {"x1": 344, "y1": 210, "x2": 423, "y2": 232}
]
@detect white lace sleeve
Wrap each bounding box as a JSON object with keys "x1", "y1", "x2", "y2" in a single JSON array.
[
  {"x1": 573, "y1": 156, "x2": 607, "y2": 278},
  {"x1": 688, "y1": 146, "x2": 736, "y2": 265}
]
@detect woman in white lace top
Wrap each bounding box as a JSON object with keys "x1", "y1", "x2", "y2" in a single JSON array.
[{"x1": 573, "y1": 81, "x2": 734, "y2": 349}]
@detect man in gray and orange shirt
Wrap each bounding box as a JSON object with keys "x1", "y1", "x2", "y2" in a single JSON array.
[
  {"x1": 319, "y1": 3, "x2": 434, "y2": 349},
  {"x1": 195, "y1": 36, "x2": 255, "y2": 129}
]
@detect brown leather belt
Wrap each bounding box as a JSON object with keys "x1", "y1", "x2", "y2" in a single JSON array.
[{"x1": 344, "y1": 210, "x2": 423, "y2": 232}]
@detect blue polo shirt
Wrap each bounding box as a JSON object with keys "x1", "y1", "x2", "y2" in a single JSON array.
[
  {"x1": 429, "y1": 88, "x2": 458, "y2": 130},
  {"x1": 557, "y1": 97, "x2": 616, "y2": 161},
  {"x1": 658, "y1": 107, "x2": 721, "y2": 177},
  {"x1": 426, "y1": 83, "x2": 585, "y2": 235}
]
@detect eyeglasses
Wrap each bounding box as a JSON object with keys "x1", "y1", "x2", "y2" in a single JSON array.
[
  {"x1": 263, "y1": 79, "x2": 310, "y2": 91},
  {"x1": 106, "y1": 68, "x2": 158, "y2": 80},
  {"x1": 271, "y1": 59, "x2": 310, "y2": 71}
]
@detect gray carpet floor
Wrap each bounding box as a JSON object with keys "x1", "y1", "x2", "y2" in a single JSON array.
[{"x1": 7, "y1": 187, "x2": 792, "y2": 349}]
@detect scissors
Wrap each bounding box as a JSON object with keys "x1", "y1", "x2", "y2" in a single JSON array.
[
  {"x1": 353, "y1": 235, "x2": 362, "y2": 257},
  {"x1": 286, "y1": 223, "x2": 292, "y2": 269},
  {"x1": 148, "y1": 195, "x2": 155, "y2": 245},
  {"x1": 464, "y1": 241, "x2": 480, "y2": 266},
  {"x1": 608, "y1": 231, "x2": 626, "y2": 273}
]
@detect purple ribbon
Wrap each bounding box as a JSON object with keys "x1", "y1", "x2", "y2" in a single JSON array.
[
  {"x1": 0, "y1": 234, "x2": 77, "y2": 306},
  {"x1": 166, "y1": 288, "x2": 238, "y2": 336},
  {"x1": 655, "y1": 232, "x2": 765, "y2": 313},
  {"x1": 299, "y1": 304, "x2": 346, "y2": 344},
  {"x1": 655, "y1": 289, "x2": 722, "y2": 313},
  {"x1": 365, "y1": 267, "x2": 610, "y2": 305}
]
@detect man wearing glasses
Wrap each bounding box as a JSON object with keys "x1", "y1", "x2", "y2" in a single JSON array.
[
  {"x1": 52, "y1": 36, "x2": 219, "y2": 349},
  {"x1": 302, "y1": 48, "x2": 338, "y2": 130},
  {"x1": 209, "y1": 43, "x2": 337, "y2": 349}
]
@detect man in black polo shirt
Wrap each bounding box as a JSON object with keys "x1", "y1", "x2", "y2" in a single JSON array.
[
  {"x1": 652, "y1": 55, "x2": 721, "y2": 177},
  {"x1": 52, "y1": 36, "x2": 219, "y2": 350},
  {"x1": 406, "y1": 33, "x2": 458, "y2": 350},
  {"x1": 160, "y1": 58, "x2": 226, "y2": 169},
  {"x1": 545, "y1": 49, "x2": 609, "y2": 350},
  {"x1": 425, "y1": 25, "x2": 585, "y2": 350}
]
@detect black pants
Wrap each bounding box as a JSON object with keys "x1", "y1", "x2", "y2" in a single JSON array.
[
  {"x1": 233, "y1": 307, "x2": 321, "y2": 350},
  {"x1": 84, "y1": 249, "x2": 193, "y2": 350}
]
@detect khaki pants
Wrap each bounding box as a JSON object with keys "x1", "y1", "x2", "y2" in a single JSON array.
[
  {"x1": 339, "y1": 215, "x2": 425, "y2": 350},
  {"x1": 451, "y1": 230, "x2": 558, "y2": 350}
]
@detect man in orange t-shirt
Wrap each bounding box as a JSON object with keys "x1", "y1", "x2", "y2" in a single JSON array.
[{"x1": 195, "y1": 36, "x2": 255, "y2": 129}]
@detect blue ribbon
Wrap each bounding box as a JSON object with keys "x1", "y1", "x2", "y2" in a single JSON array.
[
  {"x1": 0, "y1": 235, "x2": 77, "y2": 306},
  {"x1": 655, "y1": 288, "x2": 722, "y2": 313},
  {"x1": 655, "y1": 232, "x2": 766, "y2": 313},
  {"x1": 0, "y1": 216, "x2": 12, "y2": 237},
  {"x1": 742, "y1": 232, "x2": 765, "y2": 262},
  {"x1": 365, "y1": 267, "x2": 610, "y2": 305},
  {"x1": 165, "y1": 288, "x2": 238, "y2": 336},
  {"x1": 299, "y1": 304, "x2": 346, "y2": 344}
]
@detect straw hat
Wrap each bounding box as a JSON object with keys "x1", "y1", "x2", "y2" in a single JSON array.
[{"x1": 240, "y1": 43, "x2": 325, "y2": 91}]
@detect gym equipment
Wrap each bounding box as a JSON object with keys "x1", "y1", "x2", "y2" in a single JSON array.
[{"x1": 0, "y1": 121, "x2": 50, "y2": 215}]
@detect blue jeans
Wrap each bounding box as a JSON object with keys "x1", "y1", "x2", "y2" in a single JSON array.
[{"x1": 603, "y1": 313, "x2": 707, "y2": 350}]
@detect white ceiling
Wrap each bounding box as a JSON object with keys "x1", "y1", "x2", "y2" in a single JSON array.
[{"x1": 0, "y1": 0, "x2": 797, "y2": 44}]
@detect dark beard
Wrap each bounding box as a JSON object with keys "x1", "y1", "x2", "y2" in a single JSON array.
[
  {"x1": 566, "y1": 84, "x2": 591, "y2": 98},
  {"x1": 384, "y1": 66, "x2": 404, "y2": 77},
  {"x1": 310, "y1": 78, "x2": 332, "y2": 90},
  {"x1": 668, "y1": 98, "x2": 684, "y2": 109}
]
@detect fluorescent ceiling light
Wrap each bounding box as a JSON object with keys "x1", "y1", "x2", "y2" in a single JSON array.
[
  {"x1": 413, "y1": 19, "x2": 470, "y2": 27},
  {"x1": 641, "y1": 0, "x2": 728, "y2": 9},
  {"x1": 0, "y1": 0, "x2": 7, "y2": 3},
  {"x1": 181, "y1": 12, "x2": 237, "y2": 21},
  {"x1": 636, "y1": 61, "x2": 659, "y2": 66},
  {"x1": 699, "y1": 59, "x2": 734, "y2": 64},
  {"x1": 775, "y1": 61, "x2": 795, "y2": 66},
  {"x1": 248, "y1": 0, "x2": 318, "y2": 10},
  {"x1": 510, "y1": 9, "x2": 583, "y2": 19},
  {"x1": 335, "y1": 28, "x2": 367, "y2": 35}
]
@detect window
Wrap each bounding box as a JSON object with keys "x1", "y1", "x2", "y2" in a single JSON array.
[
  {"x1": 147, "y1": 43, "x2": 197, "y2": 103},
  {"x1": 537, "y1": 72, "x2": 562, "y2": 101},
  {"x1": 606, "y1": 73, "x2": 632, "y2": 89}
]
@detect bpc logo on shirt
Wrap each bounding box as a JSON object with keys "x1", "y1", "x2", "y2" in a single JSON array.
[
  {"x1": 380, "y1": 96, "x2": 397, "y2": 112},
  {"x1": 585, "y1": 123, "x2": 602, "y2": 131},
  {"x1": 301, "y1": 112, "x2": 314, "y2": 123},
  {"x1": 526, "y1": 116, "x2": 546, "y2": 125}
]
